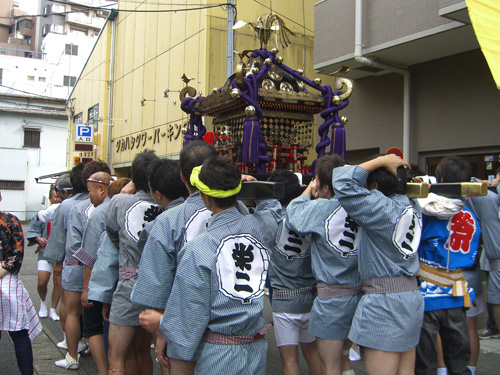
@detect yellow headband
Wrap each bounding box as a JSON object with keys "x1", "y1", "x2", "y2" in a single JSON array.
[{"x1": 190, "y1": 165, "x2": 242, "y2": 198}]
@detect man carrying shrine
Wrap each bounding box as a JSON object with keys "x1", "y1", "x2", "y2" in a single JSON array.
[{"x1": 161, "y1": 156, "x2": 281, "y2": 375}]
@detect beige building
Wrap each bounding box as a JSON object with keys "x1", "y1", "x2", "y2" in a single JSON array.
[
  {"x1": 67, "y1": 0, "x2": 338, "y2": 175},
  {"x1": 314, "y1": 0, "x2": 500, "y2": 179},
  {"x1": 0, "y1": 0, "x2": 37, "y2": 58}
]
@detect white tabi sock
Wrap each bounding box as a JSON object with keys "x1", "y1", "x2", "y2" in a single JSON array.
[
  {"x1": 437, "y1": 367, "x2": 448, "y2": 375},
  {"x1": 468, "y1": 366, "x2": 476, "y2": 375}
]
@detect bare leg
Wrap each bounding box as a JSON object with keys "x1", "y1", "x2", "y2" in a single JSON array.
[
  {"x1": 169, "y1": 358, "x2": 196, "y2": 375},
  {"x1": 397, "y1": 348, "x2": 416, "y2": 375},
  {"x1": 493, "y1": 304, "x2": 500, "y2": 337},
  {"x1": 316, "y1": 337, "x2": 345, "y2": 375},
  {"x1": 53, "y1": 263, "x2": 65, "y2": 331},
  {"x1": 341, "y1": 340, "x2": 353, "y2": 373},
  {"x1": 466, "y1": 316, "x2": 479, "y2": 367},
  {"x1": 299, "y1": 340, "x2": 321, "y2": 375},
  {"x1": 37, "y1": 270, "x2": 50, "y2": 302},
  {"x1": 65, "y1": 290, "x2": 83, "y2": 360},
  {"x1": 89, "y1": 334, "x2": 108, "y2": 375},
  {"x1": 125, "y1": 353, "x2": 140, "y2": 375},
  {"x1": 134, "y1": 327, "x2": 153, "y2": 375},
  {"x1": 108, "y1": 324, "x2": 138, "y2": 374},
  {"x1": 51, "y1": 270, "x2": 61, "y2": 309},
  {"x1": 364, "y1": 348, "x2": 400, "y2": 375},
  {"x1": 278, "y1": 345, "x2": 300, "y2": 375}
]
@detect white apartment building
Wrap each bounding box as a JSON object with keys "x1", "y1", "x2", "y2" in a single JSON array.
[
  {"x1": 0, "y1": 0, "x2": 115, "y2": 219},
  {"x1": 0, "y1": 93, "x2": 68, "y2": 220}
]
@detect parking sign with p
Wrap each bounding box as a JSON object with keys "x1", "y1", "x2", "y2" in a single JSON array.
[{"x1": 75, "y1": 125, "x2": 94, "y2": 143}]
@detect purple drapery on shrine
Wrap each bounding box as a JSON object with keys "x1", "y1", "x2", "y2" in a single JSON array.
[{"x1": 181, "y1": 96, "x2": 206, "y2": 146}]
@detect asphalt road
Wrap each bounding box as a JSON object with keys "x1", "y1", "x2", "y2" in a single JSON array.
[{"x1": 2, "y1": 223, "x2": 500, "y2": 374}]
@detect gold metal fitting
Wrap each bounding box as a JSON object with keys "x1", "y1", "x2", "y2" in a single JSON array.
[
  {"x1": 251, "y1": 67, "x2": 260, "y2": 74},
  {"x1": 333, "y1": 95, "x2": 342, "y2": 105},
  {"x1": 297, "y1": 69, "x2": 304, "y2": 75},
  {"x1": 276, "y1": 56, "x2": 283, "y2": 64},
  {"x1": 181, "y1": 127, "x2": 188, "y2": 134},
  {"x1": 212, "y1": 88, "x2": 219, "y2": 93},
  {"x1": 231, "y1": 88, "x2": 241, "y2": 99},
  {"x1": 271, "y1": 48, "x2": 279, "y2": 55},
  {"x1": 340, "y1": 116, "x2": 348, "y2": 124},
  {"x1": 245, "y1": 106, "x2": 256, "y2": 116},
  {"x1": 313, "y1": 78, "x2": 322, "y2": 85},
  {"x1": 264, "y1": 58, "x2": 272, "y2": 66}
]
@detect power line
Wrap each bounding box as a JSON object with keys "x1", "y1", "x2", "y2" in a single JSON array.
[
  {"x1": 0, "y1": 2, "x2": 234, "y2": 19},
  {"x1": 0, "y1": 84, "x2": 62, "y2": 99}
]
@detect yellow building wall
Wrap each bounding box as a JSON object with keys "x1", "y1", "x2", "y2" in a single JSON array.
[
  {"x1": 67, "y1": 21, "x2": 112, "y2": 168},
  {"x1": 68, "y1": 0, "x2": 341, "y2": 172}
]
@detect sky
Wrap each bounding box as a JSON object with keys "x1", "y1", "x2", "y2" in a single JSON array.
[{"x1": 17, "y1": 0, "x2": 40, "y2": 15}]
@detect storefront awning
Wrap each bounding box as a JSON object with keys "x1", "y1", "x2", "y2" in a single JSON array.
[
  {"x1": 466, "y1": 0, "x2": 500, "y2": 89},
  {"x1": 35, "y1": 171, "x2": 69, "y2": 184}
]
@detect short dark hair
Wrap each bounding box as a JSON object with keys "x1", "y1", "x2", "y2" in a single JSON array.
[
  {"x1": 149, "y1": 159, "x2": 188, "y2": 201},
  {"x1": 366, "y1": 153, "x2": 406, "y2": 197},
  {"x1": 267, "y1": 169, "x2": 301, "y2": 206},
  {"x1": 70, "y1": 163, "x2": 86, "y2": 194},
  {"x1": 49, "y1": 185, "x2": 57, "y2": 197},
  {"x1": 180, "y1": 140, "x2": 218, "y2": 190},
  {"x1": 199, "y1": 156, "x2": 240, "y2": 208},
  {"x1": 315, "y1": 154, "x2": 345, "y2": 195},
  {"x1": 406, "y1": 164, "x2": 424, "y2": 182},
  {"x1": 82, "y1": 160, "x2": 111, "y2": 184},
  {"x1": 435, "y1": 156, "x2": 471, "y2": 183},
  {"x1": 132, "y1": 150, "x2": 159, "y2": 192}
]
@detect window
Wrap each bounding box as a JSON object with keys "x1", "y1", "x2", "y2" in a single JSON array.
[
  {"x1": 23, "y1": 128, "x2": 41, "y2": 148},
  {"x1": 63, "y1": 75, "x2": 77, "y2": 87},
  {"x1": 18, "y1": 19, "x2": 34, "y2": 29},
  {"x1": 0, "y1": 180, "x2": 25, "y2": 191},
  {"x1": 52, "y1": 4, "x2": 65, "y2": 13},
  {"x1": 27, "y1": 75, "x2": 34, "y2": 81},
  {"x1": 88, "y1": 104, "x2": 99, "y2": 129},
  {"x1": 39, "y1": 77, "x2": 46, "y2": 82},
  {"x1": 74, "y1": 112, "x2": 83, "y2": 123},
  {"x1": 65, "y1": 44, "x2": 78, "y2": 56},
  {"x1": 0, "y1": 68, "x2": 2, "y2": 85},
  {"x1": 51, "y1": 24, "x2": 64, "y2": 34}
]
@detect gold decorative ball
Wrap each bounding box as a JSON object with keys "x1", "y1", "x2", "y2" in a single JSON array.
[
  {"x1": 333, "y1": 95, "x2": 342, "y2": 105},
  {"x1": 212, "y1": 88, "x2": 219, "y2": 93},
  {"x1": 245, "y1": 106, "x2": 256, "y2": 116},
  {"x1": 297, "y1": 69, "x2": 304, "y2": 75},
  {"x1": 251, "y1": 67, "x2": 260, "y2": 74},
  {"x1": 181, "y1": 127, "x2": 188, "y2": 134},
  {"x1": 264, "y1": 58, "x2": 272, "y2": 66},
  {"x1": 271, "y1": 48, "x2": 279, "y2": 55},
  {"x1": 276, "y1": 56, "x2": 283, "y2": 64},
  {"x1": 340, "y1": 116, "x2": 348, "y2": 124},
  {"x1": 314, "y1": 78, "x2": 322, "y2": 85},
  {"x1": 231, "y1": 88, "x2": 241, "y2": 99}
]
